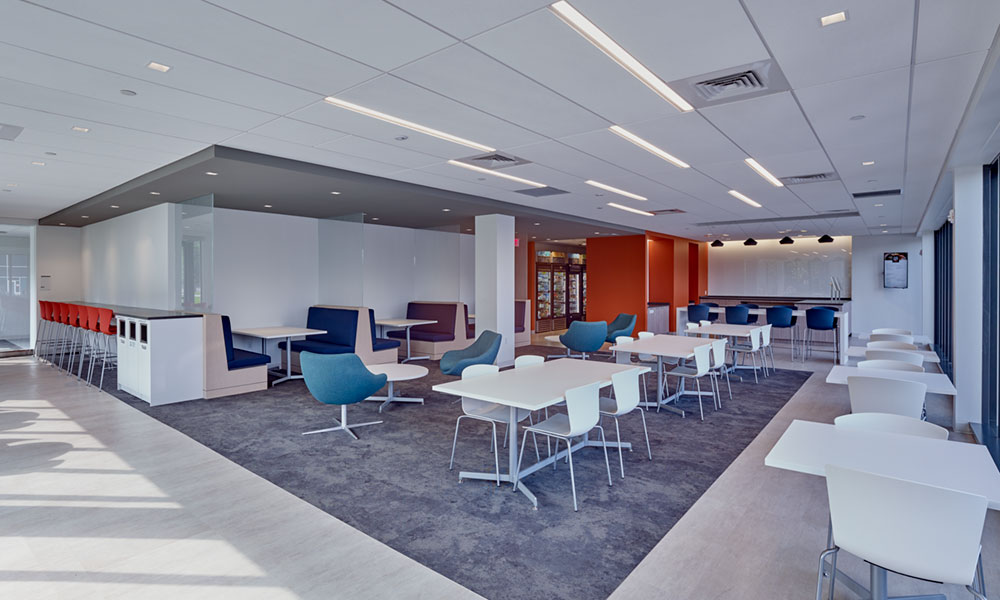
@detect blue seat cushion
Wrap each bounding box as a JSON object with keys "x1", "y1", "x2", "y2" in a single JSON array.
[
  {"x1": 373, "y1": 337, "x2": 401, "y2": 351},
  {"x1": 279, "y1": 340, "x2": 353, "y2": 354},
  {"x1": 387, "y1": 329, "x2": 454, "y2": 342},
  {"x1": 229, "y1": 348, "x2": 270, "y2": 370},
  {"x1": 304, "y1": 307, "x2": 358, "y2": 348},
  {"x1": 515, "y1": 325, "x2": 525, "y2": 333}
]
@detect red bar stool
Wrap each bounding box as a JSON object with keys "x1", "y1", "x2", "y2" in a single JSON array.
[
  {"x1": 35, "y1": 301, "x2": 50, "y2": 360},
  {"x1": 62, "y1": 304, "x2": 84, "y2": 373},
  {"x1": 51, "y1": 302, "x2": 70, "y2": 368},
  {"x1": 95, "y1": 307, "x2": 117, "y2": 389},
  {"x1": 83, "y1": 306, "x2": 102, "y2": 385}
]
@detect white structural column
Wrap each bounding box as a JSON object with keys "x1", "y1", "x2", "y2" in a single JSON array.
[
  {"x1": 953, "y1": 165, "x2": 984, "y2": 430},
  {"x1": 475, "y1": 214, "x2": 515, "y2": 367},
  {"x1": 921, "y1": 232, "x2": 934, "y2": 340}
]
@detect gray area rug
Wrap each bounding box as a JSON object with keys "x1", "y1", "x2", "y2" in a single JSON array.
[{"x1": 83, "y1": 346, "x2": 809, "y2": 600}]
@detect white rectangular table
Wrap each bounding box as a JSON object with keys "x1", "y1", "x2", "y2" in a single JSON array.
[
  {"x1": 766, "y1": 419, "x2": 1000, "y2": 599},
  {"x1": 609, "y1": 334, "x2": 711, "y2": 415},
  {"x1": 431, "y1": 358, "x2": 650, "y2": 507},
  {"x1": 231, "y1": 326, "x2": 327, "y2": 386},
  {"x1": 374, "y1": 318, "x2": 437, "y2": 363},
  {"x1": 827, "y1": 365, "x2": 958, "y2": 429},
  {"x1": 846, "y1": 345, "x2": 940, "y2": 364},
  {"x1": 694, "y1": 323, "x2": 761, "y2": 376}
]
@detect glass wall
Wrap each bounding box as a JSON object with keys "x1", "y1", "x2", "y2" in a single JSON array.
[
  {"x1": 933, "y1": 219, "x2": 953, "y2": 378},
  {"x1": 175, "y1": 194, "x2": 214, "y2": 312},
  {"x1": 982, "y1": 157, "x2": 999, "y2": 449},
  {"x1": 0, "y1": 230, "x2": 31, "y2": 350}
]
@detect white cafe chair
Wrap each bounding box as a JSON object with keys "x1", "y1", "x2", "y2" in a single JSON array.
[
  {"x1": 613, "y1": 336, "x2": 650, "y2": 407},
  {"x1": 867, "y1": 340, "x2": 919, "y2": 351},
  {"x1": 760, "y1": 323, "x2": 775, "y2": 374},
  {"x1": 515, "y1": 382, "x2": 612, "y2": 511},
  {"x1": 858, "y1": 359, "x2": 924, "y2": 373},
  {"x1": 847, "y1": 376, "x2": 927, "y2": 420},
  {"x1": 872, "y1": 328, "x2": 912, "y2": 335},
  {"x1": 730, "y1": 327, "x2": 764, "y2": 384},
  {"x1": 863, "y1": 349, "x2": 923, "y2": 366},
  {"x1": 668, "y1": 343, "x2": 714, "y2": 420},
  {"x1": 833, "y1": 413, "x2": 948, "y2": 440},
  {"x1": 600, "y1": 368, "x2": 652, "y2": 478},
  {"x1": 817, "y1": 464, "x2": 988, "y2": 600},
  {"x1": 707, "y1": 337, "x2": 731, "y2": 406},
  {"x1": 685, "y1": 322, "x2": 700, "y2": 334},
  {"x1": 869, "y1": 333, "x2": 915, "y2": 344}
]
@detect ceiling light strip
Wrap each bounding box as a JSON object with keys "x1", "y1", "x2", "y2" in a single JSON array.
[
  {"x1": 607, "y1": 201, "x2": 654, "y2": 217},
  {"x1": 549, "y1": 1, "x2": 693, "y2": 112},
  {"x1": 447, "y1": 160, "x2": 546, "y2": 188},
  {"x1": 728, "y1": 189, "x2": 762, "y2": 208},
  {"x1": 585, "y1": 180, "x2": 647, "y2": 201},
  {"x1": 743, "y1": 158, "x2": 783, "y2": 187},
  {"x1": 609, "y1": 126, "x2": 689, "y2": 168},
  {"x1": 324, "y1": 97, "x2": 495, "y2": 153}
]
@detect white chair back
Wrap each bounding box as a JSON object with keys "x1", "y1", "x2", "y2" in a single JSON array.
[
  {"x1": 825, "y1": 464, "x2": 987, "y2": 586},
  {"x1": 685, "y1": 322, "x2": 700, "y2": 332},
  {"x1": 614, "y1": 336, "x2": 634, "y2": 365},
  {"x1": 691, "y1": 343, "x2": 712, "y2": 376},
  {"x1": 747, "y1": 327, "x2": 762, "y2": 351},
  {"x1": 637, "y1": 331, "x2": 654, "y2": 361},
  {"x1": 609, "y1": 368, "x2": 643, "y2": 415},
  {"x1": 514, "y1": 355, "x2": 544, "y2": 369},
  {"x1": 709, "y1": 338, "x2": 727, "y2": 369},
  {"x1": 867, "y1": 340, "x2": 919, "y2": 350},
  {"x1": 699, "y1": 320, "x2": 712, "y2": 327},
  {"x1": 872, "y1": 328, "x2": 912, "y2": 335},
  {"x1": 847, "y1": 375, "x2": 927, "y2": 419},
  {"x1": 869, "y1": 333, "x2": 915, "y2": 344},
  {"x1": 864, "y1": 349, "x2": 923, "y2": 366},
  {"x1": 563, "y1": 382, "x2": 602, "y2": 437},
  {"x1": 858, "y1": 359, "x2": 924, "y2": 373},
  {"x1": 834, "y1": 413, "x2": 948, "y2": 440},
  {"x1": 461, "y1": 364, "x2": 500, "y2": 414},
  {"x1": 759, "y1": 324, "x2": 772, "y2": 347}
]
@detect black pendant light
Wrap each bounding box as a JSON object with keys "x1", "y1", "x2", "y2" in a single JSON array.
[
  {"x1": 744, "y1": 238, "x2": 757, "y2": 246},
  {"x1": 710, "y1": 239, "x2": 724, "y2": 247},
  {"x1": 779, "y1": 236, "x2": 794, "y2": 245},
  {"x1": 818, "y1": 234, "x2": 834, "y2": 243}
]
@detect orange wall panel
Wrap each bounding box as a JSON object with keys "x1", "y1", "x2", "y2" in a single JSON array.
[
  {"x1": 586, "y1": 235, "x2": 648, "y2": 332},
  {"x1": 647, "y1": 236, "x2": 674, "y2": 302}
]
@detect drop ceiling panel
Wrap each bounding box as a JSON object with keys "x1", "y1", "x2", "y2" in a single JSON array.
[
  {"x1": 915, "y1": 0, "x2": 1000, "y2": 63},
  {"x1": 208, "y1": 0, "x2": 456, "y2": 71},
  {"x1": 317, "y1": 135, "x2": 443, "y2": 169},
  {"x1": 506, "y1": 139, "x2": 640, "y2": 182},
  {"x1": 392, "y1": 44, "x2": 608, "y2": 139},
  {"x1": 386, "y1": 0, "x2": 550, "y2": 40},
  {"x1": 696, "y1": 160, "x2": 794, "y2": 197},
  {"x1": 248, "y1": 118, "x2": 349, "y2": 148},
  {"x1": 789, "y1": 181, "x2": 856, "y2": 213},
  {"x1": 825, "y1": 142, "x2": 905, "y2": 192},
  {"x1": 32, "y1": 0, "x2": 379, "y2": 95},
  {"x1": 224, "y1": 134, "x2": 408, "y2": 178},
  {"x1": 647, "y1": 169, "x2": 736, "y2": 210},
  {"x1": 570, "y1": 0, "x2": 770, "y2": 82},
  {"x1": 556, "y1": 128, "x2": 693, "y2": 184},
  {"x1": 699, "y1": 92, "x2": 822, "y2": 157},
  {"x1": 468, "y1": 10, "x2": 682, "y2": 124},
  {"x1": 616, "y1": 112, "x2": 748, "y2": 167},
  {"x1": 10, "y1": 129, "x2": 180, "y2": 166},
  {"x1": 742, "y1": 0, "x2": 915, "y2": 89}
]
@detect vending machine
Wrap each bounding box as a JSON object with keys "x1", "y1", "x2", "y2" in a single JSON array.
[
  {"x1": 567, "y1": 252, "x2": 586, "y2": 323},
  {"x1": 535, "y1": 250, "x2": 568, "y2": 332}
]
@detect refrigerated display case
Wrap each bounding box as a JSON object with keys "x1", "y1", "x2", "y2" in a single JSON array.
[
  {"x1": 567, "y1": 252, "x2": 586, "y2": 323},
  {"x1": 536, "y1": 249, "x2": 585, "y2": 332},
  {"x1": 552, "y1": 269, "x2": 567, "y2": 328},
  {"x1": 536, "y1": 268, "x2": 552, "y2": 327}
]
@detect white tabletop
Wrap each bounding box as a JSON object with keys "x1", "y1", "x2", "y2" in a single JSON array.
[
  {"x1": 544, "y1": 334, "x2": 562, "y2": 344},
  {"x1": 375, "y1": 318, "x2": 437, "y2": 328},
  {"x1": 846, "y1": 346, "x2": 940, "y2": 363},
  {"x1": 609, "y1": 334, "x2": 709, "y2": 359},
  {"x1": 231, "y1": 326, "x2": 326, "y2": 339},
  {"x1": 765, "y1": 420, "x2": 1000, "y2": 509},
  {"x1": 825, "y1": 365, "x2": 957, "y2": 395},
  {"x1": 432, "y1": 358, "x2": 650, "y2": 411},
  {"x1": 694, "y1": 323, "x2": 757, "y2": 337},
  {"x1": 680, "y1": 306, "x2": 829, "y2": 318},
  {"x1": 367, "y1": 363, "x2": 428, "y2": 381}
]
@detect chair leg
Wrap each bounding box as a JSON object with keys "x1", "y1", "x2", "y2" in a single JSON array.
[
  {"x1": 635, "y1": 407, "x2": 652, "y2": 460},
  {"x1": 567, "y1": 439, "x2": 578, "y2": 511},
  {"x1": 816, "y1": 547, "x2": 839, "y2": 600},
  {"x1": 613, "y1": 416, "x2": 625, "y2": 479},
  {"x1": 449, "y1": 415, "x2": 466, "y2": 470},
  {"x1": 724, "y1": 367, "x2": 733, "y2": 401},
  {"x1": 491, "y1": 422, "x2": 500, "y2": 486},
  {"x1": 596, "y1": 425, "x2": 612, "y2": 487},
  {"x1": 695, "y1": 378, "x2": 704, "y2": 421},
  {"x1": 514, "y1": 428, "x2": 530, "y2": 490},
  {"x1": 751, "y1": 352, "x2": 759, "y2": 384}
]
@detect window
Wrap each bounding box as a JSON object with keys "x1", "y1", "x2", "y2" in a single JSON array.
[{"x1": 982, "y1": 157, "x2": 999, "y2": 453}]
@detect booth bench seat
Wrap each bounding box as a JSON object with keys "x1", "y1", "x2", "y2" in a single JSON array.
[
  {"x1": 385, "y1": 301, "x2": 470, "y2": 360},
  {"x1": 463, "y1": 299, "x2": 532, "y2": 347},
  {"x1": 203, "y1": 314, "x2": 269, "y2": 399},
  {"x1": 281, "y1": 306, "x2": 399, "y2": 373}
]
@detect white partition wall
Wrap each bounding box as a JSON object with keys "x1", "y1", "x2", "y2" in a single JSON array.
[
  {"x1": 475, "y1": 214, "x2": 515, "y2": 367},
  {"x1": 954, "y1": 166, "x2": 984, "y2": 430},
  {"x1": 708, "y1": 236, "x2": 852, "y2": 297},
  {"x1": 850, "y1": 234, "x2": 924, "y2": 336}
]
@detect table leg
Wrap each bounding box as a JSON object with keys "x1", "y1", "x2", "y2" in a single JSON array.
[
  {"x1": 271, "y1": 336, "x2": 305, "y2": 385},
  {"x1": 401, "y1": 325, "x2": 430, "y2": 363},
  {"x1": 654, "y1": 355, "x2": 685, "y2": 416},
  {"x1": 365, "y1": 380, "x2": 425, "y2": 412}
]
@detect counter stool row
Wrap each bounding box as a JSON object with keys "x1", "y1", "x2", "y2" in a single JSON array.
[{"x1": 35, "y1": 301, "x2": 117, "y2": 388}]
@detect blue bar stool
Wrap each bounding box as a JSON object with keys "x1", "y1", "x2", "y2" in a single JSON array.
[
  {"x1": 804, "y1": 307, "x2": 837, "y2": 360},
  {"x1": 687, "y1": 304, "x2": 710, "y2": 328},
  {"x1": 740, "y1": 302, "x2": 759, "y2": 324},
  {"x1": 766, "y1": 306, "x2": 798, "y2": 361},
  {"x1": 703, "y1": 302, "x2": 720, "y2": 322},
  {"x1": 725, "y1": 305, "x2": 750, "y2": 325}
]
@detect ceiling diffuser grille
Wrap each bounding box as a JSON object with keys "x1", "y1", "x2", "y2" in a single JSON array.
[
  {"x1": 693, "y1": 70, "x2": 764, "y2": 101},
  {"x1": 669, "y1": 59, "x2": 790, "y2": 108},
  {"x1": 0, "y1": 123, "x2": 24, "y2": 141},
  {"x1": 648, "y1": 208, "x2": 685, "y2": 215},
  {"x1": 779, "y1": 172, "x2": 838, "y2": 185},
  {"x1": 852, "y1": 189, "x2": 902, "y2": 199},
  {"x1": 462, "y1": 151, "x2": 530, "y2": 170}
]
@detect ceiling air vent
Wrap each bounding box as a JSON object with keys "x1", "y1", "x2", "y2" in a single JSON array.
[
  {"x1": 852, "y1": 189, "x2": 902, "y2": 199},
  {"x1": 0, "y1": 123, "x2": 24, "y2": 141},
  {"x1": 461, "y1": 151, "x2": 530, "y2": 170},
  {"x1": 669, "y1": 59, "x2": 791, "y2": 108},
  {"x1": 515, "y1": 187, "x2": 568, "y2": 197},
  {"x1": 694, "y1": 70, "x2": 764, "y2": 101},
  {"x1": 648, "y1": 208, "x2": 685, "y2": 215},
  {"x1": 779, "y1": 172, "x2": 839, "y2": 185}
]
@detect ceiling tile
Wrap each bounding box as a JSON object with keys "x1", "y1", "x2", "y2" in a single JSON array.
[
  {"x1": 699, "y1": 92, "x2": 822, "y2": 157},
  {"x1": 386, "y1": 0, "x2": 551, "y2": 40},
  {"x1": 788, "y1": 180, "x2": 855, "y2": 213},
  {"x1": 617, "y1": 111, "x2": 748, "y2": 166},
  {"x1": 915, "y1": 0, "x2": 1000, "y2": 63},
  {"x1": 317, "y1": 135, "x2": 442, "y2": 169},
  {"x1": 248, "y1": 118, "x2": 350, "y2": 147}
]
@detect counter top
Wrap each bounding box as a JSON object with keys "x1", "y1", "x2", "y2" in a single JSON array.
[
  {"x1": 647, "y1": 302, "x2": 671, "y2": 307},
  {"x1": 68, "y1": 302, "x2": 203, "y2": 320}
]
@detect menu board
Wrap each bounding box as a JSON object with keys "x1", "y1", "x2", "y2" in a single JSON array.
[{"x1": 883, "y1": 252, "x2": 908, "y2": 289}]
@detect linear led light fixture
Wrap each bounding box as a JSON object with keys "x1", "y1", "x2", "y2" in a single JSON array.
[
  {"x1": 743, "y1": 158, "x2": 784, "y2": 187},
  {"x1": 549, "y1": 1, "x2": 693, "y2": 112},
  {"x1": 324, "y1": 96, "x2": 495, "y2": 153},
  {"x1": 820, "y1": 11, "x2": 847, "y2": 27},
  {"x1": 147, "y1": 61, "x2": 171, "y2": 72},
  {"x1": 609, "y1": 125, "x2": 689, "y2": 168},
  {"x1": 585, "y1": 180, "x2": 647, "y2": 201},
  {"x1": 607, "y1": 201, "x2": 654, "y2": 217},
  {"x1": 447, "y1": 160, "x2": 546, "y2": 188},
  {"x1": 728, "y1": 190, "x2": 762, "y2": 208}
]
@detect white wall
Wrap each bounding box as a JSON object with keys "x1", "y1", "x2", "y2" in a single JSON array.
[
  {"x1": 953, "y1": 166, "x2": 984, "y2": 429},
  {"x1": 850, "y1": 234, "x2": 924, "y2": 336},
  {"x1": 36, "y1": 226, "x2": 82, "y2": 301},
  {"x1": 708, "y1": 237, "x2": 852, "y2": 297},
  {"x1": 81, "y1": 203, "x2": 173, "y2": 309},
  {"x1": 318, "y1": 218, "x2": 364, "y2": 306}
]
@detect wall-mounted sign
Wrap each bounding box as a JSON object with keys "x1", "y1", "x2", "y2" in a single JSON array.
[
  {"x1": 883, "y1": 252, "x2": 908, "y2": 289},
  {"x1": 39, "y1": 275, "x2": 51, "y2": 291}
]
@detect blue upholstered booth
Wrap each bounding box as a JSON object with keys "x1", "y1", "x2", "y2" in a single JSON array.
[
  {"x1": 465, "y1": 301, "x2": 529, "y2": 339},
  {"x1": 368, "y1": 309, "x2": 401, "y2": 352},
  {"x1": 387, "y1": 303, "x2": 458, "y2": 342},
  {"x1": 279, "y1": 306, "x2": 358, "y2": 355},
  {"x1": 606, "y1": 313, "x2": 637, "y2": 342},
  {"x1": 440, "y1": 330, "x2": 502, "y2": 376},
  {"x1": 220, "y1": 315, "x2": 270, "y2": 370}
]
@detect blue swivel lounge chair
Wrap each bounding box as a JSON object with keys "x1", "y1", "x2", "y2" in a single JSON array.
[
  {"x1": 299, "y1": 352, "x2": 386, "y2": 439},
  {"x1": 440, "y1": 330, "x2": 502, "y2": 376},
  {"x1": 550, "y1": 320, "x2": 607, "y2": 360},
  {"x1": 725, "y1": 305, "x2": 750, "y2": 325},
  {"x1": 605, "y1": 313, "x2": 637, "y2": 343}
]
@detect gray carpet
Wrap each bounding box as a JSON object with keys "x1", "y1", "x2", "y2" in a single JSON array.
[{"x1": 82, "y1": 346, "x2": 809, "y2": 600}]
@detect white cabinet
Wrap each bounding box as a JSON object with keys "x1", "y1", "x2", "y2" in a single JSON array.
[{"x1": 116, "y1": 315, "x2": 204, "y2": 405}]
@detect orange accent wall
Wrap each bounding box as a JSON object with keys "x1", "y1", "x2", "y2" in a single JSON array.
[
  {"x1": 648, "y1": 237, "x2": 674, "y2": 302},
  {"x1": 585, "y1": 235, "x2": 648, "y2": 332},
  {"x1": 644, "y1": 232, "x2": 709, "y2": 331}
]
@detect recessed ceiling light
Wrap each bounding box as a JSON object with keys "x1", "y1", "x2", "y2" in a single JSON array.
[
  {"x1": 534, "y1": 222, "x2": 540, "y2": 226},
  {"x1": 594, "y1": 231, "x2": 601, "y2": 235},
  {"x1": 81, "y1": 215, "x2": 89, "y2": 219},
  {"x1": 550, "y1": 1, "x2": 693, "y2": 112},
  {"x1": 264, "y1": 204, "x2": 272, "y2": 208},
  {"x1": 324, "y1": 96, "x2": 494, "y2": 152},
  {"x1": 532, "y1": 236, "x2": 537, "y2": 239},
  {"x1": 607, "y1": 201, "x2": 655, "y2": 217},
  {"x1": 874, "y1": 203, "x2": 884, "y2": 207},
  {"x1": 120, "y1": 89, "x2": 137, "y2": 96},
  {"x1": 882, "y1": 229, "x2": 889, "y2": 233},
  {"x1": 30, "y1": 161, "x2": 45, "y2": 166},
  {"x1": 447, "y1": 160, "x2": 546, "y2": 188},
  {"x1": 371, "y1": 217, "x2": 379, "y2": 221},
  {"x1": 146, "y1": 61, "x2": 171, "y2": 72},
  {"x1": 6, "y1": 183, "x2": 16, "y2": 187},
  {"x1": 205, "y1": 171, "x2": 218, "y2": 176},
  {"x1": 585, "y1": 180, "x2": 646, "y2": 201},
  {"x1": 442, "y1": 208, "x2": 451, "y2": 212},
  {"x1": 110, "y1": 205, "x2": 119, "y2": 209},
  {"x1": 608, "y1": 126, "x2": 689, "y2": 168},
  {"x1": 58, "y1": 223, "x2": 66, "y2": 226},
  {"x1": 465, "y1": 228, "x2": 472, "y2": 232},
  {"x1": 800, "y1": 229, "x2": 808, "y2": 233},
  {"x1": 71, "y1": 126, "x2": 90, "y2": 133},
  {"x1": 820, "y1": 11, "x2": 848, "y2": 27},
  {"x1": 879, "y1": 223, "x2": 887, "y2": 227},
  {"x1": 728, "y1": 190, "x2": 761, "y2": 208},
  {"x1": 849, "y1": 114, "x2": 865, "y2": 121},
  {"x1": 150, "y1": 191, "x2": 161, "y2": 196},
  {"x1": 743, "y1": 158, "x2": 784, "y2": 187},
  {"x1": 330, "y1": 191, "x2": 341, "y2": 195},
  {"x1": 862, "y1": 161, "x2": 875, "y2": 166}
]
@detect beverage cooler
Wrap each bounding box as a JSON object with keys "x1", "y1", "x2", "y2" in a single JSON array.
[
  {"x1": 535, "y1": 250, "x2": 586, "y2": 332},
  {"x1": 566, "y1": 252, "x2": 586, "y2": 323}
]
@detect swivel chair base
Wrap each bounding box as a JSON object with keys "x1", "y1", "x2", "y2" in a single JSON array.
[{"x1": 302, "y1": 404, "x2": 382, "y2": 440}]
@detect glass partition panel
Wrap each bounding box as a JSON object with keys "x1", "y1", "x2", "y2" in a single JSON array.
[
  {"x1": 0, "y1": 230, "x2": 31, "y2": 350},
  {"x1": 175, "y1": 194, "x2": 213, "y2": 312},
  {"x1": 318, "y1": 212, "x2": 365, "y2": 307}
]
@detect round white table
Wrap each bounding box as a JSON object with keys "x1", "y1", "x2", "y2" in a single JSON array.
[{"x1": 364, "y1": 363, "x2": 429, "y2": 412}]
